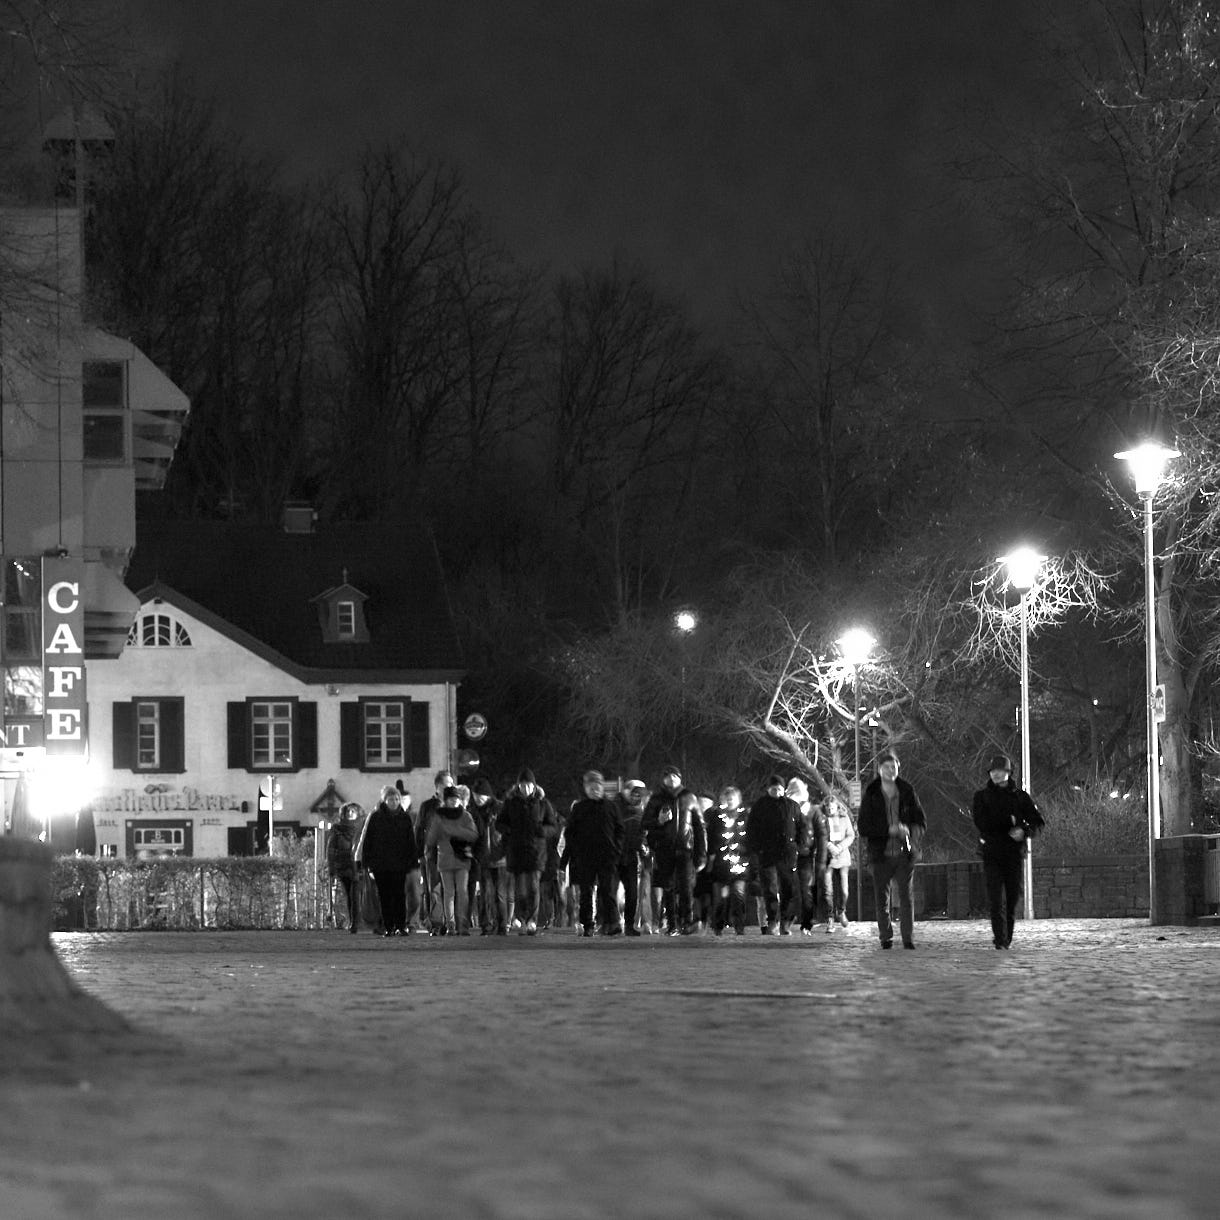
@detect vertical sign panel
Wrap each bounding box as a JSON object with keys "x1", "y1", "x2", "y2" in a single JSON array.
[{"x1": 42, "y1": 556, "x2": 87, "y2": 757}]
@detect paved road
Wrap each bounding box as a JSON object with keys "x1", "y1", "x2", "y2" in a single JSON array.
[{"x1": 3, "y1": 919, "x2": 1219, "y2": 1219}]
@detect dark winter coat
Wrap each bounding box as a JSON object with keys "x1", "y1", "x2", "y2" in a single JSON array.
[
  {"x1": 475, "y1": 797, "x2": 506, "y2": 867},
  {"x1": 358, "y1": 800, "x2": 421, "y2": 873},
  {"x1": 795, "y1": 803, "x2": 830, "y2": 867},
  {"x1": 857, "y1": 776, "x2": 927, "y2": 865},
  {"x1": 326, "y1": 819, "x2": 357, "y2": 880},
  {"x1": 745, "y1": 793, "x2": 799, "y2": 869},
  {"x1": 496, "y1": 787, "x2": 559, "y2": 874},
  {"x1": 563, "y1": 796, "x2": 625, "y2": 884},
  {"x1": 617, "y1": 796, "x2": 648, "y2": 865},
  {"x1": 642, "y1": 785, "x2": 693, "y2": 876},
  {"x1": 972, "y1": 780, "x2": 1043, "y2": 862}
]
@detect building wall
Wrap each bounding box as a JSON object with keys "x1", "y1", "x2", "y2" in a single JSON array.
[{"x1": 85, "y1": 601, "x2": 456, "y2": 858}]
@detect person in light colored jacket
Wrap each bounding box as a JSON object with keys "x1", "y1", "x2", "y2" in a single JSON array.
[
  {"x1": 824, "y1": 794, "x2": 856, "y2": 928},
  {"x1": 424, "y1": 786, "x2": 479, "y2": 935}
]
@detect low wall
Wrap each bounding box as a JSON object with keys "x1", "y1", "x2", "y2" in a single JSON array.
[
  {"x1": 1153, "y1": 834, "x2": 1220, "y2": 926},
  {"x1": 856, "y1": 853, "x2": 1150, "y2": 922}
]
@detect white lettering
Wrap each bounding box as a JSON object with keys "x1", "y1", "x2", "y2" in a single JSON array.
[
  {"x1": 46, "y1": 666, "x2": 83, "y2": 698},
  {"x1": 44, "y1": 709, "x2": 82, "y2": 740},
  {"x1": 47, "y1": 580, "x2": 80, "y2": 615},
  {"x1": 0, "y1": 723, "x2": 31, "y2": 746},
  {"x1": 44, "y1": 622, "x2": 82, "y2": 655}
]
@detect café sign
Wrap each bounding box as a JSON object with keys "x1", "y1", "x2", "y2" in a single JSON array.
[{"x1": 42, "y1": 556, "x2": 87, "y2": 757}]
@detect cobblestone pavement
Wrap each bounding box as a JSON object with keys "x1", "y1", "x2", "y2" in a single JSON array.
[{"x1": 3, "y1": 918, "x2": 1219, "y2": 1219}]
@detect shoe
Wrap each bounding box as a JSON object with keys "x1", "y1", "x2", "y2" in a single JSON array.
[
  {"x1": 903, "y1": 941, "x2": 917, "y2": 950},
  {"x1": 526, "y1": 920, "x2": 538, "y2": 936},
  {"x1": 582, "y1": 929, "x2": 594, "y2": 938},
  {"x1": 837, "y1": 912, "x2": 849, "y2": 927},
  {"x1": 779, "y1": 925, "x2": 792, "y2": 937},
  {"x1": 880, "y1": 940, "x2": 893, "y2": 949},
  {"x1": 760, "y1": 925, "x2": 773, "y2": 936},
  {"x1": 626, "y1": 927, "x2": 641, "y2": 937},
  {"x1": 640, "y1": 923, "x2": 654, "y2": 935},
  {"x1": 349, "y1": 927, "x2": 358, "y2": 935},
  {"x1": 994, "y1": 941, "x2": 1005, "y2": 950},
  {"x1": 800, "y1": 928, "x2": 812, "y2": 937},
  {"x1": 382, "y1": 930, "x2": 393, "y2": 938},
  {"x1": 681, "y1": 925, "x2": 698, "y2": 936},
  {"x1": 824, "y1": 922, "x2": 834, "y2": 934}
]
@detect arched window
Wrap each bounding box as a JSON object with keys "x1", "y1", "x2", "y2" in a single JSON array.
[{"x1": 127, "y1": 612, "x2": 192, "y2": 648}]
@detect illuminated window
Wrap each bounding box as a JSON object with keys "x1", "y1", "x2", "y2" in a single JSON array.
[
  {"x1": 363, "y1": 701, "x2": 405, "y2": 766},
  {"x1": 136, "y1": 701, "x2": 160, "y2": 768},
  {"x1": 83, "y1": 360, "x2": 127, "y2": 461},
  {"x1": 337, "y1": 601, "x2": 356, "y2": 638},
  {"x1": 251, "y1": 701, "x2": 294, "y2": 768},
  {"x1": 127, "y1": 613, "x2": 192, "y2": 648}
]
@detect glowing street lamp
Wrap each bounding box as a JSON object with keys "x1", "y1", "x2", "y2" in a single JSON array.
[
  {"x1": 1116, "y1": 440, "x2": 1178, "y2": 924},
  {"x1": 674, "y1": 609, "x2": 698, "y2": 774},
  {"x1": 837, "y1": 627, "x2": 875, "y2": 923},
  {"x1": 1001, "y1": 546, "x2": 1046, "y2": 921}
]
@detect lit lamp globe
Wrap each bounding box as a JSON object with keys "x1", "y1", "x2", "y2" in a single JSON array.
[
  {"x1": 1001, "y1": 546, "x2": 1045, "y2": 592},
  {"x1": 837, "y1": 627, "x2": 875, "y2": 668},
  {"x1": 674, "y1": 609, "x2": 698, "y2": 634},
  {"x1": 1115, "y1": 441, "x2": 1179, "y2": 497}
]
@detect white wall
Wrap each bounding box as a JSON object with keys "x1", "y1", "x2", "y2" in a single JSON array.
[{"x1": 85, "y1": 601, "x2": 455, "y2": 857}]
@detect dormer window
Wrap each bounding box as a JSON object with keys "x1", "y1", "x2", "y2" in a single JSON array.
[
  {"x1": 311, "y1": 579, "x2": 369, "y2": 644},
  {"x1": 337, "y1": 600, "x2": 356, "y2": 638},
  {"x1": 127, "y1": 611, "x2": 192, "y2": 647}
]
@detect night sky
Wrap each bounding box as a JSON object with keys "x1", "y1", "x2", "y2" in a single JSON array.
[{"x1": 137, "y1": 0, "x2": 1048, "y2": 332}]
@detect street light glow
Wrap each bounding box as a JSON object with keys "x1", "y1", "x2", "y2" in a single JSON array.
[
  {"x1": 837, "y1": 627, "x2": 875, "y2": 668},
  {"x1": 1001, "y1": 546, "x2": 1045, "y2": 592},
  {"x1": 1116, "y1": 441, "x2": 1179, "y2": 497},
  {"x1": 674, "y1": 609, "x2": 698, "y2": 633}
]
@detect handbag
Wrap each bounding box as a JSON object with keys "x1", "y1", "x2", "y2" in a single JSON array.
[{"x1": 357, "y1": 870, "x2": 382, "y2": 928}]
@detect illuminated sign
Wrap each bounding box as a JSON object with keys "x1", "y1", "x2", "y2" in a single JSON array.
[{"x1": 41, "y1": 556, "x2": 87, "y2": 757}]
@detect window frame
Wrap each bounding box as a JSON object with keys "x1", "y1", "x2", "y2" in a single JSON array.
[{"x1": 82, "y1": 359, "x2": 129, "y2": 464}]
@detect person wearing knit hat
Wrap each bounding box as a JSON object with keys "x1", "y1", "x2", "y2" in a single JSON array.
[
  {"x1": 972, "y1": 755, "x2": 1044, "y2": 949},
  {"x1": 494, "y1": 768, "x2": 558, "y2": 934},
  {"x1": 469, "y1": 777, "x2": 506, "y2": 934}
]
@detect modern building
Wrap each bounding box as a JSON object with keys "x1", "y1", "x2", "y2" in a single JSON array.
[
  {"x1": 1, "y1": 199, "x2": 189, "y2": 827},
  {"x1": 84, "y1": 515, "x2": 464, "y2": 857}
]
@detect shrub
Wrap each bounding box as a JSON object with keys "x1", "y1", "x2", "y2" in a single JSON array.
[{"x1": 1035, "y1": 777, "x2": 1148, "y2": 857}]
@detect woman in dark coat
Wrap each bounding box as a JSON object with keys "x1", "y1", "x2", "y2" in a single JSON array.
[
  {"x1": 972, "y1": 754, "x2": 1044, "y2": 950},
  {"x1": 495, "y1": 769, "x2": 558, "y2": 935},
  {"x1": 355, "y1": 786, "x2": 421, "y2": 936},
  {"x1": 326, "y1": 802, "x2": 361, "y2": 932}
]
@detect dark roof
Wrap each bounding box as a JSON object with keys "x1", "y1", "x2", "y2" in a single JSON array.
[{"x1": 126, "y1": 520, "x2": 464, "y2": 681}]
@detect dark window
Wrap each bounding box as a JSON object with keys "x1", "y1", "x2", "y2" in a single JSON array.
[{"x1": 83, "y1": 360, "x2": 127, "y2": 461}]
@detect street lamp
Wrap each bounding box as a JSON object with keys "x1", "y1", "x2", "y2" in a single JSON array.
[
  {"x1": 674, "y1": 609, "x2": 698, "y2": 775},
  {"x1": 837, "y1": 627, "x2": 875, "y2": 924},
  {"x1": 1001, "y1": 545, "x2": 1046, "y2": 921},
  {"x1": 1116, "y1": 440, "x2": 1178, "y2": 924}
]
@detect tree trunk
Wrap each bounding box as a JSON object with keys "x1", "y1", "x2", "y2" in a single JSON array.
[{"x1": 0, "y1": 839, "x2": 126, "y2": 1033}]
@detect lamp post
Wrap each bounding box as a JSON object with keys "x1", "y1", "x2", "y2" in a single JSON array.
[
  {"x1": 1001, "y1": 546, "x2": 1045, "y2": 921},
  {"x1": 837, "y1": 627, "x2": 875, "y2": 924},
  {"x1": 1116, "y1": 440, "x2": 1178, "y2": 925},
  {"x1": 674, "y1": 609, "x2": 698, "y2": 776}
]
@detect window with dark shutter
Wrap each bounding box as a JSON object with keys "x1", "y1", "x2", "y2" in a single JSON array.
[
  {"x1": 227, "y1": 702, "x2": 250, "y2": 769},
  {"x1": 160, "y1": 699, "x2": 185, "y2": 773},
  {"x1": 409, "y1": 701, "x2": 430, "y2": 769},
  {"x1": 340, "y1": 702, "x2": 362, "y2": 769},
  {"x1": 112, "y1": 701, "x2": 135, "y2": 770},
  {"x1": 297, "y1": 702, "x2": 318, "y2": 769}
]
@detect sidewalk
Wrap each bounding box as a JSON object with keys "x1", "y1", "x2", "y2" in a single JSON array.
[{"x1": 3, "y1": 919, "x2": 1219, "y2": 1218}]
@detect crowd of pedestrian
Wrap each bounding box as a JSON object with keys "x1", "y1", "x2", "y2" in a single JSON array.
[{"x1": 326, "y1": 752, "x2": 1043, "y2": 950}]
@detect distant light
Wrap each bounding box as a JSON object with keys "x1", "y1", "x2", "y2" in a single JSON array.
[
  {"x1": 1001, "y1": 546, "x2": 1045, "y2": 592},
  {"x1": 674, "y1": 609, "x2": 698, "y2": 633},
  {"x1": 837, "y1": 627, "x2": 875, "y2": 667},
  {"x1": 1110, "y1": 789, "x2": 1120, "y2": 799},
  {"x1": 1116, "y1": 441, "x2": 1178, "y2": 496},
  {"x1": 1092, "y1": 698, "x2": 1099, "y2": 707}
]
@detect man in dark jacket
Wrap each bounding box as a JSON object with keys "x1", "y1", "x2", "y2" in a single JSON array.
[
  {"x1": 417, "y1": 769, "x2": 454, "y2": 933},
  {"x1": 857, "y1": 751, "x2": 927, "y2": 949},
  {"x1": 355, "y1": 786, "x2": 421, "y2": 936},
  {"x1": 616, "y1": 780, "x2": 648, "y2": 935},
  {"x1": 563, "y1": 770, "x2": 626, "y2": 936},
  {"x1": 745, "y1": 774, "x2": 799, "y2": 934},
  {"x1": 495, "y1": 768, "x2": 558, "y2": 935},
  {"x1": 470, "y1": 778, "x2": 505, "y2": 934},
  {"x1": 642, "y1": 766, "x2": 693, "y2": 935},
  {"x1": 972, "y1": 754, "x2": 1044, "y2": 949}
]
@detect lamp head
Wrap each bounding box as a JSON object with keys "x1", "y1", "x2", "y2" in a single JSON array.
[
  {"x1": 674, "y1": 609, "x2": 698, "y2": 634},
  {"x1": 837, "y1": 627, "x2": 876, "y2": 668},
  {"x1": 1116, "y1": 441, "x2": 1178, "y2": 497},
  {"x1": 1000, "y1": 546, "x2": 1045, "y2": 592}
]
